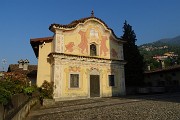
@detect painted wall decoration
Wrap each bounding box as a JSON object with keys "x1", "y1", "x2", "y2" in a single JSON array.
[
  {"x1": 111, "y1": 48, "x2": 118, "y2": 58},
  {"x1": 65, "y1": 42, "x2": 75, "y2": 52},
  {"x1": 69, "y1": 66, "x2": 81, "y2": 72},
  {"x1": 100, "y1": 36, "x2": 108, "y2": 56},
  {"x1": 78, "y1": 30, "x2": 88, "y2": 54},
  {"x1": 88, "y1": 28, "x2": 100, "y2": 44},
  {"x1": 109, "y1": 38, "x2": 121, "y2": 59},
  {"x1": 90, "y1": 29, "x2": 99, "y2": 38}
]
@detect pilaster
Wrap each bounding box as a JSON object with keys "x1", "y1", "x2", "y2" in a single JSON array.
[
  {"x1": 54, "y1": 29, "x2": 64, "y2": 53},
  {"x1": 119, "y1": 45, "x2": 124, "y2": 60},
  {"x1": 119, "y1": 65, "x2": 126, "y2": 95},
  {"x1": 52, "y1": 57, "x2": 63, "y2": 99}
]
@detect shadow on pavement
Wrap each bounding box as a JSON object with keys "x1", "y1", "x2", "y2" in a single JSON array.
[{"x1": 118, "y1": 92, "x2": 180, "y2": 103}]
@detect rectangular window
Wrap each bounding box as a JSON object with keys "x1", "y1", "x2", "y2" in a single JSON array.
[
  {"x1": 70, "y1": 74, "x2": 79, "y2": 88},
  {"x1": 109, "y1": 75, "x2": 115, "y2": 86}
]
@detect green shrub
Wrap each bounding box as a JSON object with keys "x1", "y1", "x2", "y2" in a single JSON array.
[
  {"x1": 0, "y1": 78, "x2": 31, "y2": 105},
  {"x1": 23, "y1": 86, "x2": 36, "y2": 96},
  {"x1": 0, "y1": 79, "x2": 15, "y2": 94},
  {"x1": 0, "y1": 87, "x2": 12, "y2": 105},
  {"x1": 39, "y1": 80, "x2": 54, "y2": 99},
  {"x1": 0, "y1": 79, "x2": 27, "y2": 95}
]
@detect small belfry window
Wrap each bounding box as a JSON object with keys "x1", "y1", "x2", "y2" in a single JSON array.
[
  {"x1": 109, "y1": 75, "x2": 115, "y2": 86},
  {"x1": 70, "y1": 74, "x2": 79, "y2": 88},
  {"x1": 90, "y1": 44, "x2": 97, "y2": 56}
]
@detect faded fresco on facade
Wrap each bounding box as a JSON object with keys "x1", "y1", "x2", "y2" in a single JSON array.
[
  {"x1": 63, "y1": 21, "x2": 121, "y2": 59},
  {"x1": 78, "y1": 30, "x2": 88, "y2": 54},
  {"x1": 100, "y1": 35, "x2": 108, "y2": 56}
]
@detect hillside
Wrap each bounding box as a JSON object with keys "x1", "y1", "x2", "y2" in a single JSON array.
[
  {"x1": 139, "y1": 35, "x2": 180, "y2": 54},
  {"x1": 139, "y1": 35, "x2": 180, "y2": 70},
  {"x1": 139, "y1": 35, "x2": 180, "y2": 47},
  {"x1": 158, "y1": 36, "x2": 180, "y2": 45}
]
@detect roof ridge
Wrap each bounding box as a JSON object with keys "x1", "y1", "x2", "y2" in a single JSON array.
[{"x1": 49, "y1": 17, "x2": 109, "y2": 30}]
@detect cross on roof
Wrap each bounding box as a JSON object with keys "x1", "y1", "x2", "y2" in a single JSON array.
[{"x1": 91, "y1": 10, "x2": 94, "y2": 17}]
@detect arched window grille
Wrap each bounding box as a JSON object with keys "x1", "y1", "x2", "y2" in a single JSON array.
[{"x1": 90, "y1": 44, "x2": 97, "y2": 56}]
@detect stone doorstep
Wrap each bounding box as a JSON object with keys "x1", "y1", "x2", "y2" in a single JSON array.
[
  {"x1": 42, "y1": 98, "x2": 102, "y2": 108},
  {"x1": 43, "y1": 99, "x2": 55, "y2": 108},
  {"x1": 43, "y1": 97, "x2": 109, "y2": 108},
  {"x1": 27, "y1": 98, "x2": 141, "y2": 117}
]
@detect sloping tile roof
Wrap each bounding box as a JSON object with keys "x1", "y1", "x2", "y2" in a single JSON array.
[
  {"x1": 30, "y1": 37, "x2": 53, "y2": 58},
  {"x1": 144, "y1": 65, "x2": 180, "y2": 74},
  {"x1": 49, "y1": 17, "x2": 109, "y2": 30},
  {"x1": 30, "y1": 37, "x2": 53, "y2": 43},
  {"x1": 7, "y1": 64, "x2": 37, "y2": 77}
]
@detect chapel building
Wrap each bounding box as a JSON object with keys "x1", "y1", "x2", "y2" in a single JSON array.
[{"x1": 30, "y1": 12, "x2": 126, "y2": 101}]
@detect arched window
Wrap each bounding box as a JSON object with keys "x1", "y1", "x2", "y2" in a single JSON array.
[{"x1": 90, "y1": 44, "x2": 97, "y2": 56}]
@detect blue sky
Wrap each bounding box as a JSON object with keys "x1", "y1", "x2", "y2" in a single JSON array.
[{"x1": 0, "y1": 0, "x2": 180, "y2": 70}]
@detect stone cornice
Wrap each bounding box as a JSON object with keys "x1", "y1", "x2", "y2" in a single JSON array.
[{"x1": 48, "y1": 52, "x2": 126, "y2": 65}]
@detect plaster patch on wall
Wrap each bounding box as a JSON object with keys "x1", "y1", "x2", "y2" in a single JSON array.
[
  {"x1": 111, "y1": 48, "x2": 118, "y2": 58},
  {"x1": 69, "y1": 66, "x2": 81, "y2": 72}
]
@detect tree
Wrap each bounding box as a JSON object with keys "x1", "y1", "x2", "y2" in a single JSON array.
[{"x1": 121, "y1": 20, "x2": 144, "y2": 87}]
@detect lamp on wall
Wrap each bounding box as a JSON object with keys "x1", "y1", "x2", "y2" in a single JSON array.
[{"x1": 41, "y1": 41, "x2": 46, "y2": 48}]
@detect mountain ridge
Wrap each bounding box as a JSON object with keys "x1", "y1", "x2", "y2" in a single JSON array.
[{"x1": 140, "y1": 35, "x2": 180, "y2": 47}]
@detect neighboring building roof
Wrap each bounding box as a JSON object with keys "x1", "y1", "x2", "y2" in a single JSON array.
[
  {"x1": 144, "y1": 65, "x2": 180, "y2": 74},
  {"x1": 7, "y1": 64, "x2": 37, "y2": 77},
  {"x1": 30, "y1": 37, "x2": 53, "y2": 58}
]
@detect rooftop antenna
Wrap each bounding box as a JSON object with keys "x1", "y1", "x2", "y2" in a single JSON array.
[{"x1": 2, "y1": 59, "x2": 7, "y2": 71}]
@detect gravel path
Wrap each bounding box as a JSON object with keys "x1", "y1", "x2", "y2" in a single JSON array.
[{"x1": 26, "y1": 93, "x2": 180, "y2": 120}]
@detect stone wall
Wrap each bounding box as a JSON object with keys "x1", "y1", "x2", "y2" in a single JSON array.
[
  {"x1": 12, "y1": 98, "x2": 38, "y2": 120},
  {"x1": 0, "y1": 104, "x2": 4, "y2": 120},
  {"x1": 0, "y1": 93, "x2": 38, "y2": 120}
]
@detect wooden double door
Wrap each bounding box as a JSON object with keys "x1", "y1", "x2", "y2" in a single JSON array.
[{"x1": 90, "y1": 75, "x2": 100, "y2": 97}]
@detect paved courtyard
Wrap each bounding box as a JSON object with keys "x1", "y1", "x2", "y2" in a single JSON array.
[{"x1": 26, "y1": 92, "x2": 180, "y2": 120}]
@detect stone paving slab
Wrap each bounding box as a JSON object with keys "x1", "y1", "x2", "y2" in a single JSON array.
[
  {"x1": 26, "y1": 93, "x2": 180, "y2": 120},
  {"x1": 27, "y1": 98, "x2": 140, "y2": 117}
]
